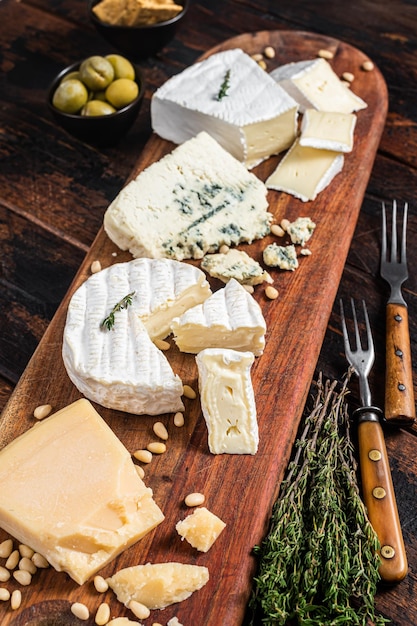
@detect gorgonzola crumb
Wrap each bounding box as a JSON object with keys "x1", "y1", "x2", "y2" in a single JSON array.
[
  {"x1": 263, "y1": 244, "x2": 299, "y2": 271},
  {"x1": 286, "y1": 217, "x2": 316, "y2": 246}
]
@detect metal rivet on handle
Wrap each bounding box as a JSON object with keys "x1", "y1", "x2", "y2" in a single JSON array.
[
  {"x1": 394, "y1": 314, "x2": 403, "y2": 322},
  {"x1": 395, "y1": 349, "x2": 403, "y2": 357},
  {"x1": 369, "y1": 449, "x2": 382, "y2": 461},
  {"x1": 373, "y1": 486, "x2": 386, "y2": 499},
  {"x1": 398, "y1": 383, "x2": 406, "y2": 391},
  {"x1": 381, "y1": 545, "x2": 396, "y2": 559}
]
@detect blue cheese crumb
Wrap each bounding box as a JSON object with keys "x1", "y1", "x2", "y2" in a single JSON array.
[
  {"x1": 263, "y1": 243, "x2": 298, "y2": 271},
  {"x1": 286, "y1": 217, "x2": 316, "y2": 246},
  {"x1": 201, "y1": 249, "x2": 272, "y2": 285}
]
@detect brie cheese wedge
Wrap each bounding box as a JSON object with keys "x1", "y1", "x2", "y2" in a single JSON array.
[{"x1": 300, "y1": 108, "x2": 356, "y2": 152}]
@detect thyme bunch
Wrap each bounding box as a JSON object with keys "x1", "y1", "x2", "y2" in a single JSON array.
[
  {"x1": 101, "y1": 291, "x2": 135, "y2": 331},
  {"x1": 249, "y1": 375, "x2": 389, "y2": 626}
]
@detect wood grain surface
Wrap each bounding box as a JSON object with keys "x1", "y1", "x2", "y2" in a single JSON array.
[{"x1": 0, "y1": 30, "x2": 387, "y2": 625}]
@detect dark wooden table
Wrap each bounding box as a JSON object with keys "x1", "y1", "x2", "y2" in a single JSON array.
[{"x1": 1, "y1": 1, "x2": 417, "y2": 624}]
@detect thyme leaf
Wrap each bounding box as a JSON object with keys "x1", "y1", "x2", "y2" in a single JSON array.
[
  {"x1": 216, "y1": 69, "x2": 231, "y2": 100},
  {"x1": 101, "y1": 291, "x2": 135, "y2": 331}
]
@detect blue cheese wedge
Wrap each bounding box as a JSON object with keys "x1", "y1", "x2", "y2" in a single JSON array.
[
  {"x1": 265, "y1": 138, "x2": 344, "y2": 202},
  {"x1": 263, "y1": 243, "x2": 299, "y2": 271},
  {"x1": 171, "y1": 278, "x2": 266, "y2": 356},
  {"x1": 285, "y1": 216, "x2": 316, "y2": 247},
  {"x1": 300, "y1": 109, "x2": 356, "y2": 152},
  {"x1": 151, "y1": 48, "x2": 299, "y2": 168},
  {"x1": 104, "y1": 132, "x2": 272, "y2": 261},
  {"x1": 63, "y1": 258, "x2": 211, "y2": 415},
  {"x1": 201, "y1": 248, "x2": 272, "y2": 285},
  {"x1": 196, "y1": 348, "x2": 258, "y2": 455},
  {"x1": 270, "y1": 58, "x2": 367, "y2": 114}
]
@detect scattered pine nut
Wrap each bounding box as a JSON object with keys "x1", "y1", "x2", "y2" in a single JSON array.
[
  {"x1": 129, "y1": 599, "x2": 150, "y2": 620},
  {"x1": 342, "y1": 71, "x2": 355, "y2": 83},
  {"x1": 0, "y1": 566, "x2": 10, "y2": 582},
  {"x1": 31, "y1": 553, "x2": 49, "y2": 568},
  {"x1": 183, "y1": 384, "x2": 197, "y2": 399},
  {"x1": 5, "y1": 549, "x2": 19, "y2": 570},
  {"x1": 251, "y1": 53, "x2": 263, "y2": 62},
  {"x1": 0, "y1": 538, "x2": 13, "y2": 559},
  {"x1": 154, "y1": 339, "x2": 170, "y2": 350},
  {"x1": 147, "y1": 441, "x2": 166, "y2": 454},
  {"x1": 263, "y1": 46, "x2": 275, "y2": 59},
  {"x1": 94, "y1": 575, "x2": 109, "y2": 593},
  {"x1": 33, "y1": 404, "x2": 52, "y2": 420},
  {"x1": 19, "y1": 544, "x2": 34, "y2": 559},
  {"x1": 153, "y1": 421, "x2": 168, "y2": 440},
  {"x1": 258, "y1": 60, "x2": 267, "y2": 70},
  {"x1": 71, "y1": 602, "x2": 90, "y2": 620},
  {"x1": 135, "y1": 464, "x2": 145, "y2": 479},
  {"x1": 133, "y1": 449, "x2": 152, "y2": 464},
  {"x1": 174, "y1": 412, "x2": 184, "y2": 427},
  {"x1": 318, "y1": 48, "x2": 334, "y2": 59},
  {"x1": 185, "y1": 492, "x2": 205, "y2": 507},
  {"x1": 219, "y1": 244, "x2": 230, "y2": 254},
  {"x1": 95, "y1": 602, "x2": 111, "y2": 625},
  {"x1": 270, "y1": 224, "x2": 285, "y2": 237},
  {"x1": 280, "y1": 218, "x2": 290, "y2": 231},
  {"x1": 19, "y1": 556, "x2": 37, "y2": 574},
  {"x1": 265, "y1": 286, "x2": 279, "y2": 300},
  {"x1": 300, "y1": 248, "x2": 312, "y2": 256},
  {"x1": 152, "y1": 623, "x2": 164, "y2": 626},
  {"x1": 0, "y1": 588, "x2": 10, "y2": 601},
  {"x1": 13, "y1": 569, "x2": 32, "y2": 585},
  {"x1": 10, "y1": 589, "x2": 22, "y2": 610},
  {"x1": 243, "y1": 284, "x2": 255, "y2": 294},
  {"x1": 90, "y1": 260, "x2": 102, "y2": 274},
  {"x1": 362, "y1": 60, "x2": 374, "y2": 71}
]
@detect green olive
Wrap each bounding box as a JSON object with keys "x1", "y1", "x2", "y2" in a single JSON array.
[
  {"x1": 105, "y1": 78, "x2": 139, "y2": 109},
  {"x1": 60, "y1": 70, "x2": 81, "y2": 83},
  {"x1": 105, "y1": 54, "x2": 135, "y2": 80},
  {"x1": 81, "y1": 100, "x2": 117, "y2": 116},
  {"x1": 52, "y1": 79, "x2": 89, "y2": 114},
  {"x1": 79, "y1": 56, "x2": 114, "y2": 91}
]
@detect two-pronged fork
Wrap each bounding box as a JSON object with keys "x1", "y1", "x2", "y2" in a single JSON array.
[
  {"x1": 340, "y1": 298, "x2": 408, "y2": 583},
  {"x1": 381, "y1": 200, "x2": 415, "y2": 425}
]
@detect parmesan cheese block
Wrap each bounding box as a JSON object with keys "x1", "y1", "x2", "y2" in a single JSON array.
[
  {"x1": 300, "y1": 108, "x2": 356, "y2": 152},
  {"x1": 176, "y1": 506, "x2": 226, "y2": 552},
  {"x1": 265, "y1": 138, "x2": 344, "y2": 202},
  {"x1": 151, "y1": 48, "x2": 299, "y2": 168},
  {"x1": 196, "y1": 348, "x2": 258, "y2": 455},
  {"x1": 0, "y1": 399, "x2": 164, "y2": 585},
  {"x1": 201, "y1": 248, "x2": 272, "y2": 285},
  {"x1": 270, "y1": 57, "x2": 367, "y2": 114},
  {"x1": 104, "y1": 132, "x2": 272, "y2": 261},
  {"x1": 107, "y1": 562, "x2": 209, "y2": 610},
  {"x1": 63, "y1": 258, "x2": 211, "y2": 415},
  {"x1": 171, "y1": 278, "x2": 266, "y2": 356}
]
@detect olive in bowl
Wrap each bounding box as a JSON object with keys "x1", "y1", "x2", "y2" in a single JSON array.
[
  {"x1": 88, "y1": 0, "x2": 189, "y2": 60},
  {"x1": 48, "y1": 54, "x2": 145, "y2": 146}
]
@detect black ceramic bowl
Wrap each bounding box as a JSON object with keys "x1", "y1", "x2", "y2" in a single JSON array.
[
  {"x1": 88, "y1": 0, "x2": 189, "y2": 60},
  {"x1": 47, "y1": 59, "x2": 145, "y2": 146}
]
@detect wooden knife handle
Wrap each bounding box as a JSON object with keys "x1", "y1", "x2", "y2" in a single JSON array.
[
  {"x1": 385, "y1": 303, "x2": 416, "y2": 425},
  {"x1": 358, "y1": 416, "x2": 408, "y2": 583}
]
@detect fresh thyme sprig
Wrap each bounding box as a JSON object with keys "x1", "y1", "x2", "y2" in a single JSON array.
[
  {"x1": 216, "y1": 69, "x2": 231, "y2": 100},
  {"x1": 101, "y1": 291, "x2": 135, "y2": 331},
  {"x1": 249, "y1": 374, "x2": 390, "y2": 626}
]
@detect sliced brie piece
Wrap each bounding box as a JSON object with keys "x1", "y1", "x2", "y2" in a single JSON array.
[
  {"x1": 104, "y1": 132, "x2": 272, "y2": 261},
  {"x1": 201, "y1": 248, "x2": 272, "y2": 285},
  {"x1": 263, "y1": 243, "x2": 299, "y2": 271},
  {"x1": 270, "y1": 58, "x2": 367, "y2": 114},
  {"x1": 151, "y1": 48, "x2": 299, "y2": 168},
  {"x1": 63, "y1": 258, "x2": 211, "y2": 415},
  {"x1": 196, "y1": 348, "x2": 258, "y2": 455},
  {"x1": 300, "y1": 109, "x2": 356, "y2": 152},
  {"x1": 176, "y1": 506, "x2": 226, "y2": 552},
  {"x1": 265, "y1": 138, "x2": 344, "y2": 202},
  {"x1": 171, "y1": 278, "x2": 266, "y2": 356}
]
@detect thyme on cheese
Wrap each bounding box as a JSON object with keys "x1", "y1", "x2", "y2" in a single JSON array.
[
  {"x1": 249, "y1": 374, "x2": 390, "y2": 626},
  {"x1": 216, "y1": 69, "x2": 231, "y2": 100},
  {"x1": 101, "y1": 292, "x2": 135, "y2": 331}
]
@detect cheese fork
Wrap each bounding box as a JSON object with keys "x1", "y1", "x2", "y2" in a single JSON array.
[
  {"x1": 381, "y1": 200, "x2": 415, "y2": 425},
  {"x1": 340, "y1": 298, "x2": 408, "y2": 583}
]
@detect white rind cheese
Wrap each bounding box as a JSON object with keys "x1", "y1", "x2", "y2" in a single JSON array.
[
  {"x1": 196, "y1": 348, "x2": 258, "y2": 455},
  {"x1": 63, "y1": 258, "x2": 211, "y2": 415},
  {"x1": 300, "y1": 109, "x2": 356, "y2": 152},
  {"x1": 151, "y1": 48, "x2": 299, "y2": 168},
  {"x1": 201, "y1": 248, "x2": 272, "y2": 285},
  {"x1": 265, "y1": 138, "x2": 344, "y2": 202},
  {"x1": 171, "y1": 278, "x2": 266, "y2": 356},
  {"x1": 270, "y1": 58, "x2": 367, "y2": 114},
  {"x1": 104, "y1": 132, "x2": 272, "y2": 261}
]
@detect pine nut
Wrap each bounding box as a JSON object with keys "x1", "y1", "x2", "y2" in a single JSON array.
[
  {"x1": 0, "y1": 566, "x2": 10, "y2": 582},
  {"x1": 129, "y1": 599, "x2": 150, "y2": 619},
  {"x1": 19, "y1": 544, "x2": 34, "y2": 559},
  {"x1": 71, "y1": 602, "x2": 90, "y2": 620},
  {"x1": 94, "y1": 574, "x2": 109, "y2": 593},
  {"x1": 265, "y1": 286, "x2": 279, "y2": 300},
  {"x1": 243, "y1": 284, "x2": 254, "y2": 294},
  {"x1": 258, "y1": 60, "x2": 267, "y2": 70},
  {"x1": 95, "y1": 602, "x2": 111, "y2": 625},
  {"x1": 300, "y1": 248, "x2": 312, "y2": 256},
  {"x1": 33, "y1": 404, "x2": 52, "y2": 420},
  {"x1": 152, "y1": 623, "x2": 164, "y2": 626},
  {"x1": 11, "y1": 589, "x2": 22, "y2": 610},
  {"x1": 185, "y1": 492, "x2": 205, "y2": 507},
  {"x1": 154, "y1": 339, "x2": 170, "y2": 350},
  {"x1": 133, "y1": 449, "x2": 152, "y2": 463},
  {"x1": 6, "y1": 549, "x2": 19, "y2": 570},
  {"x1": 19, "y1": 557, "x2": 37, "y2": 574},
  {"x1": 280, "y1": 218, "x2": 290, "y2": 231},
  {"x1": 174, "y1": 412, "x2": 184, "y2": 427},
  {"x1": 318, "y1": 48, "x2": 334, "y2": 59},
  {"x1": 153, "y1": 421, "x2": 168, "y2": 440},
  {"x1": 251, "y1": 53, "x2": 263, "y2": 62},
  {"x1": 13, "y1": 569, "x2": 32, "y2": 585},
  {"x1": 271, "y1": 224, "x2": 285, "y2": 237},
  {"x1": 183, "y1": 384, "x2": 196, "y2": 399},
  {"x1": 135, "y1": 464, "x2": 145, "y2": 479},
  {"x1": 32, "y1": 553, "x2": 49, "y2": 568},
  {"x1": 90, "y1": 260, "x2": 102, "y2": 274},
  {"x1": 0, "y1": 587, "x2": 10, "y2": 601},
  {"x1": 0, "y1": 538, "x2": 13, "y2": 559},
  {"x1": 342, "y1": 71, "x2": 355, "y2": 83},
  {"x1": 362, "y1": 60, "x2": 374, "y2": 71},
  {"x1": 263, "y1": 46, "x2": 275, "y2": 59},
  {"x1": 219, "y1": 244, "x2": 230, "y2": 254},
  {"x1": 147, "y1": 441, "x2": 166, "y2": 454}
]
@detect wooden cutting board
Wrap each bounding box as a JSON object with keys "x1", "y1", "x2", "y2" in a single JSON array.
[{"x1": 0, "y1": 30, "x2": 387, "y2": 626}]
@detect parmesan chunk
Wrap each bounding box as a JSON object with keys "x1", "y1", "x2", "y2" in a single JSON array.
[{"x1": 176, "y1": 507, "x2": 226, "y2": 552}]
